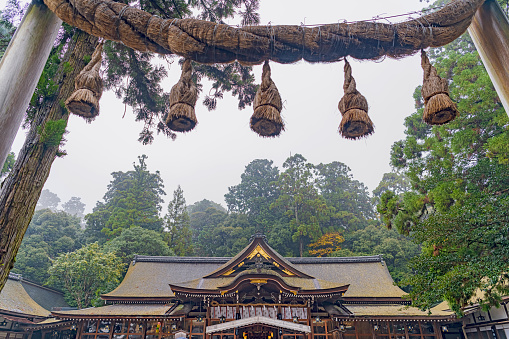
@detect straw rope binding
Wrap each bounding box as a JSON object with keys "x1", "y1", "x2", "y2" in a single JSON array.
[
  {"x1": 338, "y1": 59, "x2": 374, "y2": 139},
  {"x1": 166, "y1": 59, "x2": 198, "y2": 132},
  {"x1": 421, "y1": 50, "x2": 458, "y2": 125},
  {"x1": 42, "y1": 0, "x2": 485, "y2": 65},
  {"x1": 65, "y1": 42, "x2": 104, "y2": 120},
  {"x1": 251, "y1": 61, "x2": 284, "y2": 137}
]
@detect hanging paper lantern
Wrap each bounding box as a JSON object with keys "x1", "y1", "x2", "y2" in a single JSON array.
[
  {"x1": 421, "y1": 50, "x2": 458, "y2": 125},
  {"x1": 338, "y1": 59, "x2": 374, "y2": 139},
  {"x1": 166, "y1": 58, "x2": 198, "y2": 132},
  {"x1": 66, "y1": 42, "x2": 104, "y2": 120},
  {"x1": 250, "y1": 60, "x2": 284, "y2": 137}
]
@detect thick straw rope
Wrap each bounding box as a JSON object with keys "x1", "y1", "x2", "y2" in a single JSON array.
[{"x1": 43, "y1": 0, "x2": 485, "y2": 64}]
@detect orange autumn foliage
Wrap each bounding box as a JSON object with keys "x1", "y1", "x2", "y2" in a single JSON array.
[{"x1": 308, "y1": 232, "x2": 345, "y2": 257}]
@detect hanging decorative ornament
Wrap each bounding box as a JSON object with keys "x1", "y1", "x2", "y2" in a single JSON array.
[
  {"x1": 166, "y1": 58, "x2": 198, "y2": 132},
  {"x1": 65, "y1": 41, "x2": 104, "y2": 120},
  {"x1": 421, "y1": 50, "x2": 458, "y2": 125},
  {"x1": 338, "y1": 59, "x2": 374, "y2": 139},
  {"x1": 250, "y1": 60, "x2": 284, "y2": 137}
]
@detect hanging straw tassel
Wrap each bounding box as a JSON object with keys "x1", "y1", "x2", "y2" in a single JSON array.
[
  {"x1": 338, "y1": 59, "x2": 374, "y2": 139},
  {"x1": 166, "y1": 58, "x2": 198, "y2": 132},
  {"x1": 421, "y1": 50, "x2": 458, "y2": 125},
  {"x1": 66, "y1": 42, "x2": 104, "y2": 120},
  {"x1": 250, "y1": 61, "x2": 284, "y2": 137}
]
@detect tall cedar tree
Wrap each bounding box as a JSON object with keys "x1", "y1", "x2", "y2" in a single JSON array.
[
  {"x1": 315, "y1": 161, "x2": 374, "y2": 233},
  {"x1": 271, "y1": 154, "x2": 333, "y2": 257},
  {"x1": 225, "y1": 159, "x2": 281, "y2": 233},
  {"x1": 0, "y1": 0, "x2": 260, "y2": 291},
  {"x1": 377, "y1": 9, "x2": 509, "y2": 314},
  {"x1": 84, "y1": 155, "x2": 165, "y2": 243},
  {"x1": 165, "y1": 185, "x2": 193, "y2": 256}
]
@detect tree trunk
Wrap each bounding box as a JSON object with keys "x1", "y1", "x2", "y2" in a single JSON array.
[{"x1": 0, "y1": 31, "x2": 98, "y2": 292}]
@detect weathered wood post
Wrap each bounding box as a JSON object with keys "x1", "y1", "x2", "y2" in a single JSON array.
[
  {"x1": 0, "y1": 1, "x2": 61, "y2": 168},
  {"x1": 468, "y1": 0, "x2": 509, "y2": 115}
]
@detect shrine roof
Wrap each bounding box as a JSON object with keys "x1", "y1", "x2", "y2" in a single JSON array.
[
  {"x1": 340, "y1": 301, "x2": 454, "y2": 319},
  {"x1": 103, "y1": 233, "x2": 404, "y2": 301},
  {"x1": 103, "y1": 254, "x2": 404, "y2": 300},
  {"x1": 290, "y1": 259, "x2": 405, "y2": 298},
  {"x1": 52, "y1": 304, "x2": 176, "y2": 319},
  {"x1": 20, "y1": 278, "x2": 68, "y2": 311},
  {"x1": 169, "y1": 268, "x2": 348, "y2": 295},
  {"x1": 0, "y1": 274, "x2": 51, "y2": 318}
]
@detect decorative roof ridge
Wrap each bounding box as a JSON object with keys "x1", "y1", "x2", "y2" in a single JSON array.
[
  {"x1": 8, "y1": 272, "x2": 22, "y2": 281},
  {"x1": 20, "y1": 277, "x2": 66, "y2": 295},
  {"x1": 133, "y1": 255, "x2": 231, "y2": 264},
  {"x1": 287, "y1": 255, "x2": 384, "y2": 264},
  {"x1": 131, "y1": 255, "x2": 384, "y2": 265},
  {"x1": 105, "y1": 300, "x2": 174, "y2": 304},
  {"x1": 340, "y1": 300, "x2": 411, "y2": 305}
]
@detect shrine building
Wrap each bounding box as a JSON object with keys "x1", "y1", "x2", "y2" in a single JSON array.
[{"x1": 47, "y1": 234, "x2": 465, "y2": 339}]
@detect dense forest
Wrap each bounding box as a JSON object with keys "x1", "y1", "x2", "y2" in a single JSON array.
[{"x1": 10, "y1": 153, "x2": 420, "y2": 308}]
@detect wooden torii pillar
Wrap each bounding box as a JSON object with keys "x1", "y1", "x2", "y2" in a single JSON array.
[
  {"x1": 468, "y1": 0, "x2": 509, "y2": 114},
  {"x1": 0, "y1": 1, "x2": 61, "y2": 169}
]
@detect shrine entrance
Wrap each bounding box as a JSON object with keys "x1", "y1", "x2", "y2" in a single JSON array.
[
  {"x1": 206, "y1": 315, "x2": 311, "y2": 339},
  {"x1": 209, "y1": 323, "x2": 307, "y2": 339},
  {"x1": 239, "y1": 324, "x2": 277, "y2": 339}
]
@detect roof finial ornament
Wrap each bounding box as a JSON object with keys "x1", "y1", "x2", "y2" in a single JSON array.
[{"x1": 249, "y1": 232, "x2": 267, "y2": 243}]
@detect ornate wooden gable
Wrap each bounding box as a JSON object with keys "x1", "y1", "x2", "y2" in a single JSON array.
[
  {"x1": 204, "y1": 234, "x2": 313, "y2": 279},
  {"x1": 169, "y1": 234, "x2": 349, "y2": 299}
]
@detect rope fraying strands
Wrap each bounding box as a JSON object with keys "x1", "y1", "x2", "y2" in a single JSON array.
[
  {"x1": 42, "y1": 0, "x2": 486, "y2": 65},
  {"x1": 250, "y1": 60, "x2": 284, "y2": 137},
  {"x1": 66, "y1": 41, "x2": 104, "y2": 120},
  {"x1": 338, "y1": 59, "x2": 374, "y2": 140},
  {"x1": 166, "y1": 58, "x2": 198, "y2": 132},
  {"x1": 420, "y1": 50, "x2": 458, "y2": 125}
]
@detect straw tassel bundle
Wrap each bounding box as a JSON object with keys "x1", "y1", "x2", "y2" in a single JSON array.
[
  {"x1": 66, "y1": 42, "x2": 104, "y2": 120},
  {"x1": 338, "y1": 60, "x2": 374, "y2": 139},
  {"x1": 421, "y1": 50, "x2": 458, "y2": 125},
  {"x1": 166, "y1": 59, "x2": 198, "y2": 132},
  {"x1": 250, "y1": 61, "x2": 284, "y2": 137}
]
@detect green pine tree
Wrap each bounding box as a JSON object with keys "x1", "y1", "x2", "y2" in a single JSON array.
[{"x1": 377, "y1": 20, "x2": 509, "y2": 314}]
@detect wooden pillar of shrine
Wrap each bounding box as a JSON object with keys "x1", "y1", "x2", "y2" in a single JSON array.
[{"x1": 468, "y1": 0, "x2": 509, "y2": 116}]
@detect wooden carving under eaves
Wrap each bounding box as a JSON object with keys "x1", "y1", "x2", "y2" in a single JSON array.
[{"x1": 204, "y1": 235, "x2": 313, "y2": 279}]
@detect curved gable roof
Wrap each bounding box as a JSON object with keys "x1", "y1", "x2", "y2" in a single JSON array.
[
  {"x1": 0, "y1": 275, "x2": 51, "y2": 317},
  {"x1": 102, "y1": 255, "x2": 405, "y2": 301},
  {"x1": 204, "y1": 235, "x2": 312, "y2": 279},
  {"x1": 289, "y1": 256, "x2": 406, "y2": 298},
  {"x1": 102, "y1": 257, "x2": 227, "y2": 300}
]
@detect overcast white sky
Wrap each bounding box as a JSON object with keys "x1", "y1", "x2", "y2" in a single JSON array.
[{"x1": 9, "y1": 0, "x2": 425, "y2": 213}]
